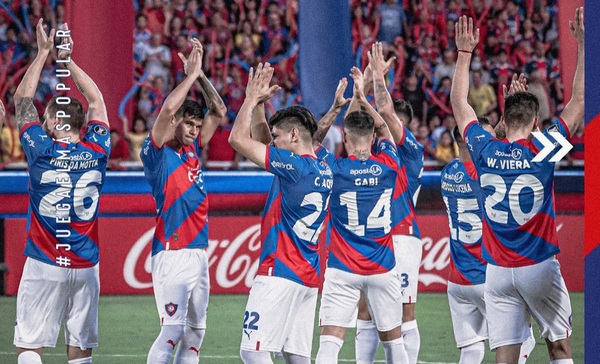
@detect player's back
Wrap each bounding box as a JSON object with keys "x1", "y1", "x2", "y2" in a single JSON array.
[
  {"x1": 22, "y1": 121, "x2": 110, "y2": 268},
  {"x1": 259, "y1": 147, "x2": 333, "y2": 287},
  {"x1": 464, "y1": 119, "x2": 568, "y2": 267},
  {"x1": 324, "y1": 139, "x2": 400, "y2": 275},
  {"x1": 440, "y1": 159, "x2": 486, "y2": 285}
]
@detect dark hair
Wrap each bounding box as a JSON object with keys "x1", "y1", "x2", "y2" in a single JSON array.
[
  {"x1": 452, "y1": 126, "x2": 462, "y2": 143},
  {"x1": 175, "y1": 99, "x2": 204, "y2": 120},
  {"x1": 477, "y1": 115, "x2": 491, "y2": 127},
  {"x1": 344, "y1": 111, "x2": 374, "y2": 137},
  {"x1": 269, "y1": 105, "x2": 317, "y2": 138},
  {"x1": 503, "y1": 92, "x2": 539, "y2": 129},
  {"x1": 393, "y1": 99, "x2": 413, "y2": 122},
  {"x1": 46, "y1": 96, "x2": 86, "y2": 132}
]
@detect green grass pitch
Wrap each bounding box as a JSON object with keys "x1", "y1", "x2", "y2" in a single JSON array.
[{"x1": 0, "y1": 292, "x2": 583, "y2": 363}]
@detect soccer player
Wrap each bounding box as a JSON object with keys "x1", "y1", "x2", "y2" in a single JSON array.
[
  {"x1": 141, "y1": 39, "x2": 226, "y2": 363},
  {"x1": 352, "y1": 43, "x2": 424, "y2": 364},
  {"x1": 442, "y1": 119, "x2": 535, "y2": 364},
  {"x1": 13, "y1": 21, "x2": 110, "y2": 364},
  {"x1": 314, "y1": 64, "x2": 408, "y2": 364},
  {"x1": 450, "y1": 9, "x2": 583, "y2": 363},
  {"x1": 229, "y1": 63, "x2": 332, "y2": 364}
]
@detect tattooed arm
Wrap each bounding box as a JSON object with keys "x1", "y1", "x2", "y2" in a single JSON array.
[
  {"x1": 197, "y1": 69, "x2": 227, "y2": 146},
  {"x1": 58, "y1": 24, "x2": 108, "y2": 127},
  {"x1": 14, "y1": 19, "x2": 54, "y2": 131}
]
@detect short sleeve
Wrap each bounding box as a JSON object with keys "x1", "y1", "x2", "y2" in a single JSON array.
[
  {"x1": 375, "y1": 139, "x2": 401, "y2": 169},
  {"x1": 315, "y1": 145, "x2": 335, "y2": 166},
  {"x1": 265, "y1": 146, "x2": 303, "y2": 183},
  {"x1": 398, "y1": 127, "x2": 424, "y2": 163},
  {"x1": 464, "y1": 121, "x2": 494, "y2": 160},
  {"x1": 82, "y1": 121, "x2": 111, "y2": 155},
  {"x1": 140, "y1": 132, "x2": 165, "y2": 174},
  {"x1": 19, "y1": 122, "x2": 53, "y2": 164}
]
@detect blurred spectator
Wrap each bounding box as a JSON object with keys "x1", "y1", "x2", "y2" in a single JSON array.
[
  {"x1": 434, "y1": 129, "x2": 458, "y2": 165},
  {"x1": 202, "y1": 114, "x2": 241, "y2": 170},
  {"x1": 434, "y1": 49, "x2": 457, "y2": 83},
  {"x1": 139, "y1": 33, "x2": 172, "y2": 89},
  {"x1": 402, "y1": 74, "x2": 427, "y2": 123},
  {"x1": 416, "y1": 123, "x2": 436, "y2": 168},
  {"x1": 468, "y1": 70, "x2": 497, "y2": 117},
  {"x1": 322, "y1": 124, "x2": 344, "y2": 157},
  {"x1": 527, "y1": 69, "x2": 552, "y2": 122},
  {"x1": 108, "y1": 130, "x2": 130, "y2": 170},
  {"x1": 0, "y1": 115, "x2": 23, "y2": 164},
  {"x1": 377, "y1": 0, "x2": 408, "y2": 45},
  {"x1": 121, "y1": 115, "x2": 149, "y2": 162}
]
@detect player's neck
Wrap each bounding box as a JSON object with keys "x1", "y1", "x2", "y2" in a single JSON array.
[
  {"x1": 166, "y1": 138, "x2": 183, "y2": 151},
  {"x1": 54, "y1": 131, "x2": 80, "y2": 144},
  {"x1": 504, "y1": 128, "x2": 531, "y2": 142},
  {"x1": 292, "y1": 143, "x2": 316, "y2": 157},
  {"x1": 346, "y1": 142, "x2": 371, "y2": 161}
]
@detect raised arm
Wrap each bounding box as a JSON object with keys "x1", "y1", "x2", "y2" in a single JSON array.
[
  {"x1": 313, "y1": 78, "x2": 350, "y2": 146},
  {"x1": 559, "y1": 7, "x2": 584, "y2": 135},
  {"x1": 229, "y1": 62, "x2": 281, "y2": 168},
  {"x1": 152, "y1": 41, "x2": 203, "y2": 148},
  {"x1": 370, "y1": 42, "x2": 404, "y2": 144},
  {"x1": 189, "y1": 40, "x2": 227, "y2": 146},
  {"x1": 58, "y1": 24, "x2": 108, "y2": 126},
  {"x1": 450, "y1": 16, "x2": 480, "y2": 137},
  {"x1": 14, "y1": 19, "x2": 54, "y2": 131},
  {"x1": 350, "y1": 66, "x2": 392, "y2": 142},
  {"x1": 250, "y1": 102, "x2": 272, "y2": 145}
]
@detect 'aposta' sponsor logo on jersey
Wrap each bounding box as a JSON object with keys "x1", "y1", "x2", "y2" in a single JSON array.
[
  {"x1": 494, "y1": 148, "x2": 523, "y2": 160},
  {"x1": 349, "y1": 165, "x2": 383, "y2": 176},
  {"x1": 443, "y1": 171, "x2": 465, "y2": 183}
]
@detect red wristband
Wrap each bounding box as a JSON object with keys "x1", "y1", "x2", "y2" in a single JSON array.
[{"x1": 458, "y1": 49, "x2": 472, "y2": 54}]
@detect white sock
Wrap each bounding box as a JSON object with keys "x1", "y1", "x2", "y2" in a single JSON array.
[
  {"x1": 174, "y1": 327, "x2": 206, "y2": 363},
  {"x1": 240, "y1": 349, "x2": 274, "y2": 364},
  {"x1": 459, "y1": 341, "x2": 485, "y2": 364},
  {"x1": 281, "y1": 351, "x2": 310, "y2": 364},
  {"x1": 356, "y1": 319, "x2": 379, "y2": 364},
  {"x1": 518, "y1": 325, "x2": 536, "y2": 363},
  {"x1": 402, "y1": 320, "x2": 420, "y2": 364},
  {"x1": 68, "y1": 357, "x2": 92, "y2": 364},
  {"x1": 17, "y1": 351, "x2": 42, "y2": 364},
  {"x1": 550, "y1": 360, "x2": 573, "y2": 364},
  {"x1": 147, "y1": 324, "x2": 185, "y2": 364},
  {"x1": 315, "y1": 335, "x2": 344, "y2": 364},
  {"x1": 381, "y1": 338, "x2": 409, "y2": 364}
]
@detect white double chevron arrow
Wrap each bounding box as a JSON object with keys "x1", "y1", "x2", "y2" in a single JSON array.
[{"x1": 531, "y1": 131, "x2": 573, "y2": 162}]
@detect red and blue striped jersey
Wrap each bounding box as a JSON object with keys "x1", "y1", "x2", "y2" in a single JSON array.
[
  {"x1": 20, "y1": 121, "x2": 110, "y2": 268},
  {"x1": 441, "y1": 159, "x2": 486, "y2": 285},
  {"x1": 319, "y1": 139, "x2": 400, "y2": 275},
  {"x1": 394, "y1": 127, "x2": 423, "y2": 238},
  {"x1": 141, "y1": 133, "x2": 209, "y2": 255},
  {"x1": 258, "y1": 146, "x2": 333, "y2": 287},
  {"x1": 464, "y1": 118, "x2": 570, "y2": 267}
]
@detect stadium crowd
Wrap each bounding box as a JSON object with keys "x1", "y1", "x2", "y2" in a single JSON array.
[{"x1": 0, "y1": 0, "x2": 583, "y2": 170}]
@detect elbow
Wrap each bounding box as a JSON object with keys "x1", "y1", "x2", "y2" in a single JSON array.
[
  {"x1": 213, "y1": 104, "x2": 227, "y2": 119},
  {"x1": 228, "y1": 133, "x2": 240, "y2": 151}
]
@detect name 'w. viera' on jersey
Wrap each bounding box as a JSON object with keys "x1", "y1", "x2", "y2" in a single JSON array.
[
  {"x1": 464, "y1": 118, "x2": 570, "y2": 267},
  {"x1": 441, "y1": 159, "x2": 486, "y2": 285},
  {"x1": 258, "y1": 146, "x2": 333, "y2": 288},
  {"x1": 319, "y1": 139, "x2": 400, "y2": 275},
  {"x1": 141, "y1": 133, "x2": 208, "y2": 255},
  {"x1": 395, "y1": 126, "x2": 424, "y2": 238},
  {"x1": 20, "y1": 121, "x2": 110, "y2": 268}
]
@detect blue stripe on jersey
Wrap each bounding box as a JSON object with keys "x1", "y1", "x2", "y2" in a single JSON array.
[
  {"x1": 465, "y1": 120, "x2": 566, "y2": 267},
  {"x1": 441, "y1": 159, "x2": 486, "y2": 285}
]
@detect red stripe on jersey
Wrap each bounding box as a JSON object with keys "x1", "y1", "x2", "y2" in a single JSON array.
[
  {"x1": 464, "y1": 161, "x2": 478, "y2": 180},
  {"x1": 558, "y1": 117, "x2": 571, "y2": 139},
  {"x1": 19, "y1": 121, "x2": 41, "y2": 137},
  {"x1": 276, "y1": 230, "x2": 319, "y2": 287},
  {"x1": 168, "y1": 198, "x2": 209, "y2": 246},
  {"x1": 516, "y1": 211, "x2": 559, "y2": 248},
  {"x1": 482, "y1": 219, "x2": 537, "y2": 267},
  {"x1": 448, "y1": 258, "x2": 472, "y2": 285},
  {"x1": 257, "y1": 253, "x2": 276, "y2": 276},
  {"x1": 264, "y1": 147, "x2": 271, "y2": 172},
  {"x1": 79, "y1": 140, "x2": 107, "y2": 155},
  {"x1": 69, "y1": 218, "x2": 99, "y2": 244},
  {"x1": 328, "y1": 228, "x2": 389, "y2": 274},
  {"x1": 29, "y1": 213, "x2": 94, "y2": 268},
  {"x1": 375, "y1": 148, "x2": 400, "y2": 170},
  {"x1": 162, "y1": 160, "x2": 196, "y2": 213},
  {"x1": 260, "y1": 194, "x2": 282, "y2": 243}
]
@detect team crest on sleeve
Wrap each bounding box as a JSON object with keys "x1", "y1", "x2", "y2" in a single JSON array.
[
  {"x1": 165, "y1": 302, "x2": 178, "y2": 316},
  {"x1": 93, "y1": 125, "x2": 108, "y2": 136}
]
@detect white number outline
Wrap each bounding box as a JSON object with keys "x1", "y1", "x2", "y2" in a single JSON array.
[
  {"x1": 39, "y1": 170, "x2": 102, "y2": 221},
  {"x1": 292, "y1": 192, "x2": 329, "y2": 244},
  {"x1": 340, "y1": 188, "x2": 392, "y2": 237}
]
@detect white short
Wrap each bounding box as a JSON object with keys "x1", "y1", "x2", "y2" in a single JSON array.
[
  {"x1": 240, "y1": 275, "x2": 317, "y2": 357},
  {"x1": 14, "y1": 258, "x2": 99, "y2": 350},
  {"x1": 447, "y1": 282, "x2": 487, "y2": 348},
  {"x1": 393, "y1": 234, "x2": 422, "y2": 303},
  {"x1": 152, "y1": 249, "x2": 210, "y2": 328},
  {"x1": 319, "y1": 268, "x2": 403, "y2": 332},
  {"x1": 485, "y1": 256, "x2": 572, "y2": 350}
]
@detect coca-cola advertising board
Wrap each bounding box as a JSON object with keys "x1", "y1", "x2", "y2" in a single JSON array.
[{"x1": 3, "y1": 215, "x2": 583, "y2": 295}]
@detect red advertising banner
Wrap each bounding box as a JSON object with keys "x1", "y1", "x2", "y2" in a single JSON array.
[{"x1": 3, "y1": 215, "x2": 583, "y2": 295}]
